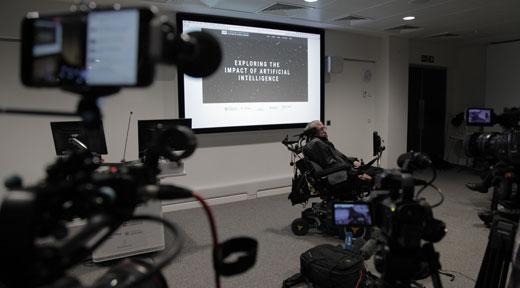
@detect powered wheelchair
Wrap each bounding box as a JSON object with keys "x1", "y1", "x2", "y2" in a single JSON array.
[{"x1": 282, "y1": 132, "x2": 384, "y2": 238}]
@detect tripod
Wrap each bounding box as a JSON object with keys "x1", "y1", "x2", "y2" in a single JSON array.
[
  {"x1": 372, "y1": 243, "x2": 443, "y2": 288},
  {"x1": 475, "y1": 215, "x2": 518, "y2": 288}
]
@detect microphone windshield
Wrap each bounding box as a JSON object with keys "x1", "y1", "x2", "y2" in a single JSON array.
[
  {"x1": 397, "y1": 152, "x2": 432, "y2": 171},
  {"x1": 396, "y1": 152, "x2": 411, "y2": 168},
  {"x1": 176, "y1": 31, "x2": 222, "y2": 78}
]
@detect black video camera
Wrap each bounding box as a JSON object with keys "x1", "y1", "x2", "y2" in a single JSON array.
[
  {"x1": 21, "y1": 6, "x2": 222, "y2": 88},
  {"x1": 464, "y1": 107, "x2": 520, "y2": 165},
  {"x1": 16, "y1": 5, "x2": 222, "y2": 128},
  {"x1": 335, "y1": 152, "x2": 447, "y2": 288}
]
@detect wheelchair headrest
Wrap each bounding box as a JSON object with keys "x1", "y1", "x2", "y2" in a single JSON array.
[{"x1": 301, "y1": 139, "x2": 314, "y2": 157}]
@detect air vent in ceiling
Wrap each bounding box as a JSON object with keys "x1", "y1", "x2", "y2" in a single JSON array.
[
  {"x1": 142, "y1": 0, "x2": 173, "y2": 3},
  {"x1": 409, "y1": 0, "x2": 430, "y2": 4},
  {"x1": 335, "y1": 15, "x2": 371, "y2": 21},
  {"x1": 385, "y1": 24, "x2": 422, "y2": 33},
  {"x1": 260, "y1": 2, "x2": 306, "y2": 12},
  {"x1": 426, "y1": 32, "x2": 460, "y2": 39}
]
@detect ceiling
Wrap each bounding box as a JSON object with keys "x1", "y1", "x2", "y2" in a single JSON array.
[
  {"x1": 133, "y1": 0, "x2": 520, "y2": 44},
  {"x1": 16, "y1": 0, "x2": 520, "y2": 44}
]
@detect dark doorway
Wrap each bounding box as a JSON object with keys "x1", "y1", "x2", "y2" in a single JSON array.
[{"x1": 407, "y1": 65, "x2": 447, "y2": 166}]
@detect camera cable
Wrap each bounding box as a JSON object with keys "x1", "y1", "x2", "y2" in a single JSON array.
[
  {"x1": 191, "y1": 191, "x2": 222, "y2": 288},
  {"x1": 416, "y1": 183, "x2": 445, "y2": 208},
  {"x1": 415, "y1": 166, "x2": 445, "y2": 208},
  {"x1": 93, "y1": 215, "x2": 184, "y2": 288},
  {"x1": 438, "y1": 269, "x2": 476, "y2": 284},
  {"x1": 141, "y1": 185, "x2": 257, "y2": 287}
]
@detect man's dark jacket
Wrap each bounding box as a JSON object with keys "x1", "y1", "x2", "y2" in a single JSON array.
[{"x1": 303, "y1": 137, "x2": 355, "y2": 170}]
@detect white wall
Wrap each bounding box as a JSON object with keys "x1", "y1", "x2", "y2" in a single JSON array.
[
  {"x1": 373, "y1": 36, "x2": 411, "y2": 168},
  {"x1": 409, "y1": 40, "x2": 488, "y2": 164},
  {"x1": 453, "y1": 45, "x2": 487, "y2": 113},
  {"x1": 410, "y1": 40, "x2": 487, "y2": 115},
  {"x1": 0, "y1": 38, "x2": 297, "y2": 201},
  {"x1": 486, "y1": 40, "x2": 520, "y2": 112},
  {"x1": 0, "y1": 41, "x2": 183, "y2": 185},
  {"x1": 324, "y1": 32, "x2": 412, "y2": 169},
  {"x1": 1, "y1": 4, "x2": 411, "y2": 204},
  {"x1": 0, "y1": 1, "x2": 294, "y2": 203},
  {"x1": 385, "y1": 36, "x2": 410, "y2": 167},
  {"x1": 323, "y1": 30, "x2": 381, "y2": 165},
  {"x1": 375, "y1": 36, "x2": 390, "y2": 167}
]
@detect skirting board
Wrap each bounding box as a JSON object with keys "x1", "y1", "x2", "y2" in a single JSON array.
[
  {"x1": 162, "y1": 185, "x2": 291, "y2": 213},
  {"x1": 162, "y1": 193, "x2": 249, "y2": 213},
  {"x1": 257, "y1": 186, "x2": 291, "y2": 198}
]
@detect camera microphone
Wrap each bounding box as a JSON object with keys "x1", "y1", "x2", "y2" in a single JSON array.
[
  {"x1": 153, "y1": 21, "x2": 222, "y2": 77},
  {"x1": 173, "y1": 31, "x2": 222, "y2": 78},
  {"x1": 70, "y1": 137, "x2": 88, "y2": 151},
  {"x1": 397, "y1": 151, "x2": 432, "y2": 171}
]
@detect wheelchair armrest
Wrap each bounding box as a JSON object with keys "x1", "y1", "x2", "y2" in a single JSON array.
[
  {"x1": 315, "y1": 165, "x2": 348, "y2": 178},
  {"x1": 308, "y1": 162, "x2": 349, "y2": 186},
  {"x1": 304, "y1": 159, "x2": 348, "y2": 177}
]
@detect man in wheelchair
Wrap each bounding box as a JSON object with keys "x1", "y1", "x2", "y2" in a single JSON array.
[
  {"x1": 284, "y1": 120, "x2": 383, "y2": 236},
  {"x1": 303, "y1": 120, "x2": 376, "y2": 199}
]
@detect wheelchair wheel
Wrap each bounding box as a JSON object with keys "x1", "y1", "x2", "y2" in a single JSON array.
[{"x1": 291, "y1": 218, "x2": 310, "y2": 236}]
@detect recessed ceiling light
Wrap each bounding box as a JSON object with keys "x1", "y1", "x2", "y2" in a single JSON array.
[
  {"x1": 304, "y1": 0, "x2": 318, "y2": 2},
  {"x1": 403, "y1": 16, "x2": 415, "y2": 21}
]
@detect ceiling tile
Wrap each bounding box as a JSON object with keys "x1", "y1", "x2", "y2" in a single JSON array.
[
  {"x1": 39, "y1": 0, "x2": 520, "y2": 44},
  {"x1": 199, "y1": 0, "x2": 271, "y2": 12}
]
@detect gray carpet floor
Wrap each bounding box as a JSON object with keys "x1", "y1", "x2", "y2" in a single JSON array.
[{"x1": 72, "y1": 168, "x2": 492, "y2": 287}]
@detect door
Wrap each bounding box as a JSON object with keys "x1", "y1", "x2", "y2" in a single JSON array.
[{"x1": 407, "y1": 65, "x2": 447, "y2": 165}]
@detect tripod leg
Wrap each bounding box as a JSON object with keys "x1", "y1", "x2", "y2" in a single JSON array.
[
  {"x1": 475, "y1": 237, "x2": 493, "y2": 288},
  {"x1": 475, "y1": 218, "x2": 517, "y2": 288}
]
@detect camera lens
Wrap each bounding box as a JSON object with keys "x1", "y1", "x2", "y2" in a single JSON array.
[
  {"x1": 464, "y1": 132, "x2": 499, "y2": 159},
  {"x1": 464, "y1": 131, "x2": 520, "y2": 163}
]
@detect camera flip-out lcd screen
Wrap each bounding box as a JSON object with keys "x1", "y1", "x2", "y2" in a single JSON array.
[
  {"x1": 466, "y1": 108, "x2": 493, "y2": 126},
  {"x1": 333, "y1": 202, "x2": 372, "y2": 226}
]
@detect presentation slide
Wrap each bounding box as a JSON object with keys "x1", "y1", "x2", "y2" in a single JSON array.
[
  {"x1": 179, "y1": 17, "x2": 323, "y2": 131},
  {"x1": 202, "y1": 29, "x2": 308, "y2": 103}
]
